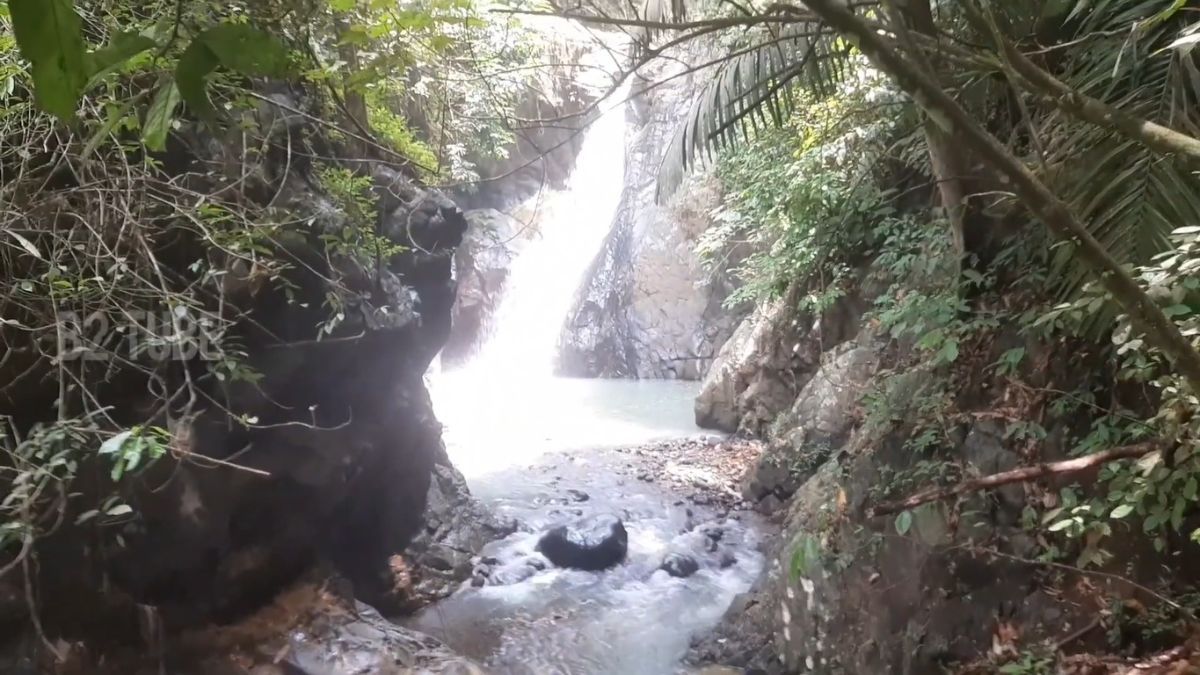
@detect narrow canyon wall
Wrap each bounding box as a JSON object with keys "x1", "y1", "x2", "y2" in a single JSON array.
[{"x1": 557, "y1": 45, "x2": 747, "y2": 380}]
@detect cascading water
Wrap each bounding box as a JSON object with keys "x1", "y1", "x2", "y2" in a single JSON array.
[
  {"x1": 422, "y1": 49, "x2": 764, "y2": 675},
  {"x1": 468, "y1": 86, "x2": 628, "y2": 378},
  {"x1": 432, "y1": 85, "x2": 701, "y2": 478}
]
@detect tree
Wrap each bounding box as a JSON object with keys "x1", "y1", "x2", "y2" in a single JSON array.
[{"x1": 564, "y1": 0, "x2": 1200, "y2": 392}]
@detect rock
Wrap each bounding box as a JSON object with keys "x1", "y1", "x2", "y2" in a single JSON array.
[
  {"x1": 401, "y1": 463, "x2": 511, "y2": 608},
  {"x1": 557, "y1": 41, "x2": 747, "y2": 381},
  {"x1": 179, "y1": 581, "x2": 483, "y2": 675},
  {"x1": 695, "y1": 272, "x2": 871, "y2": 435},
  {"x1": 566, "y1": 489, "x2": 590, "y2": 503},
  {"x1": 536, "y1": 515, "x2": 629, "y2": 571},
  {"x1": 741, "y1": 341, "x2": 878, "y2": 504},
  {"x1": 443, "y1": 209, "x2": 519, "y2": 365},
  {"x1": 661, "y1": 553, "x2": 700, "y2": 578},
  {"x1": 27, "y1": 142, "x2": 472, "y2": 635},
  {"x1": 474, "y1": 555, "x2": 550, "y2": 587}
]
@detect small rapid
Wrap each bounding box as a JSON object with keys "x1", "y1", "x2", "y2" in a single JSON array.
[{"x1": 424, "y1": 66, "x2": 764, "y2": 675}]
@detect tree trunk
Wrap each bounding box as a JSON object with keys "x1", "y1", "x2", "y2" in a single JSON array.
[
  {"x1": 895, "y1": 0, "x2": 973, "y2": 256},
  {"x1": 334, "y1": 17, "x2": 370, "y2": 154},
  {"x1": 798, "y1": 0, "x2": 1200, "y2": 392}
]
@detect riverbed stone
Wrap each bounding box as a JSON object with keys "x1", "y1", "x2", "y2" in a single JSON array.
[
  {"x1": 661, "y1": 552, "x2": 700, "y2": 578},
  {"x1": 536, "y1": 514, "x2": 629, "y2": 571}
]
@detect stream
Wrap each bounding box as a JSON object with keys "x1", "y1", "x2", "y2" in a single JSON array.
[{"x1": 417, "y1": 75, "x2": 766, "y2": 674}]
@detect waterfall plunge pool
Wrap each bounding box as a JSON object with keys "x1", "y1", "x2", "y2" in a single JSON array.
[
  {"x1": 418, "y1": 374, "x2": 765, "y2": 675},
  {"x1": 419, "y1": 56, "x2": 763, "y2": 674}
]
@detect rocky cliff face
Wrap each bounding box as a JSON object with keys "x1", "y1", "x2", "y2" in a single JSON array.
[
  {"x1": 0, "y1": 87, "x2": 495, "y2": 665},
  {"x1": 442, "y1": 208, "x2": 519, "y2": 366},
  {"x1": 557, "y1": 46, "x2": 747, "y2": 380},
  {"x1": 691, "y1": 253, "x2": 1200, "y2": 673}
]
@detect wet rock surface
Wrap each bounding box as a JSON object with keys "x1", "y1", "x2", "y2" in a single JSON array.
[
  {"x1": 115, "y1": 579, "x2": 483, "y2": 675},
  {"x1": 443, "y1": 209, "x2": 519, "y2": 365},
  {"x1": 660, "y1": 552, "x2": 700, "y2": 578},
  {"x1": 410, "y1": 437, "x2": 771, "y2": 674},
  {"x1": 558, "y1": 43, "x2": 748, "y2": 381},
  {"x1": 536, "y1": 514, "x2": 629, "y2": 571}
]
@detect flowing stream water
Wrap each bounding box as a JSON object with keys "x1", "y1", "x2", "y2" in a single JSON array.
[{"x1": 423, "y1": 82, "x2": 763, "y2": 675}]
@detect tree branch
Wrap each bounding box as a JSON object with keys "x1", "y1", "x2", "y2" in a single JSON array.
[
  {"x1": 799, "y1": 0, "x2": 1200, "y2": 393},
  {"x1": 868, "y1": 442, "x2": 1159, "y2": 517},
  {"x1": 960, "y1": 0, "x2": 1200, "y2": 171}
]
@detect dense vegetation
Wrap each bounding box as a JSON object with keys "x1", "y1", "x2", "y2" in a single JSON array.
[
  {"x1": 8, "y1": 0, "x2": 1200, "y2": 669},
  {"x1": 0, "y1": 0, "x2": 541, "y2": 631},
  {"x1": 627, "y1": 0, "x2": 1200, "y2": 667}
]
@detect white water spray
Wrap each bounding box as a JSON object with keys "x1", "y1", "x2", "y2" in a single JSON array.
[{"x1": 466, "y1": 88, "x2": 628, "y2": 378}]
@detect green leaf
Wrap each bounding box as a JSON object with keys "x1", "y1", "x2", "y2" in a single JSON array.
[
  {"x1": 85, "y1": 31, "x2": 156, "y2": 85},
  {"x1": 9, "y1": 0, "x2": 89, "y2": 121},
  {"x1": 142, "y1": 81, "x2": 181, "y2": 152},
  {"x1": 895, "y1": 510, "x2": 913, "y2": 535},
  {"x1": 174, "y1": 39, "x2": 220, "y2": 123},
  {"x1": 1048, "y1": 518, "x2": 1075, "y2": 532},
  {"x1": 199, "y1": 24, "x2": 290, "y2": 78},
  {"x1": 937, "y1": 338, "x2": 959, "y2": 364},
  {"x1": 82, "y1": 95, "x2": 139, "y2": 159},
  {"x1": 1110, "y1": 503, "x2": 1134, "y2": 519},
  {"x1": 329, "y1": 0, "x2": 357, "y2": 11},
  {"x1": 173, "y1": 25, "x2": 289, "y2": 126},
  {"x1": 98, "y1": 430, "x2": 133, "y2": 455},
  {"x1": 105, "y1": 504, "x2": 132, "y2": 517}
]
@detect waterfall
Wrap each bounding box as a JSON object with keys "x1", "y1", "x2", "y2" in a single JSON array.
[
  {"x1": 432, "y1": 80, "x2": 700, "y2": 478},
  {"x1": 465, "y1": 88, "x2": 628, "y2": 378}
]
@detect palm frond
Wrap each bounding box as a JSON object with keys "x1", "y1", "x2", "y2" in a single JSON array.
[
  {"x1": 656, "y1": 22, "x2": 851, "y2": 199},
  {"x1": 1038, "y1": 0, "x2": 1200, "y2": 301}
]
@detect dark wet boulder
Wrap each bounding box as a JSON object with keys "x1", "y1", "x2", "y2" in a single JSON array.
[
  {"x1": 536, "y1": 515, "x2": 628, "y2": 571},
  {"x1": 661, "y1": 553, "x2": 700, "y2": 578}
]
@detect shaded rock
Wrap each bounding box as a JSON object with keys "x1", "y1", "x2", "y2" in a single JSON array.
[
  {"x1": 400, "y1": 462, "x2": 512, "y2": 609},
  {"x1": 661, "y1": 553, "x2": 700, "y2": 578},
  {"x1": 443, "y1": 209, "x2": 518, "y2": 365},
  {"x1": 536, "y1": 515, "x2": 628, "y2": 571},
  {"x1": 742, "y1": 341, "x2": 878, "y2": 505},
  {"x1": 557, "y1": 42, "x2": 747, "y2": 381},
  {"x1": 6, "y1": 94, "x2": 475, "y2": 649},
  {"x1": 695, "y1": 274, "x2": 871, "y2": 434},
  {"x1": 167, "y1": 580, "x2": 482, "y2": 675}
]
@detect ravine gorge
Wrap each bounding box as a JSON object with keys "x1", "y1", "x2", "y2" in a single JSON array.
[{"x1": 3, "y1": 1, "x2": 1200, "y2": 674}]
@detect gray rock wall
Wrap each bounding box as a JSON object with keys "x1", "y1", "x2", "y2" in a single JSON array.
[{"x1": 557, "y1": 45, "x2": 747, "y2": 380}]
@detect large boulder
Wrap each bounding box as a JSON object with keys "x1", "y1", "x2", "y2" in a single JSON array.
[
  {"x1": 742, "y1": 340, "x2": 878, "y2": 508},
  {"x1": 536, "y1": 514, "x2": 629, "y2": 571},
  {"x1": 694, "y1": 273, "x2": 873, "y2": 435}
]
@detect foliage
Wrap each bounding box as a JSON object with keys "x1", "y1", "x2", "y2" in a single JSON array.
[
  {"x1": 0, "y1": 0, "x2": 538, "y2": 578},
  {"x1": 702, "y1": 60, "x2": 909, "y2": 306},
  {"x1": 1030, "y1": 0, "x2": 1200, "y2": 302},
  {"x1": 997, "y1": 651, "x2": 1055, "y2": 675}
]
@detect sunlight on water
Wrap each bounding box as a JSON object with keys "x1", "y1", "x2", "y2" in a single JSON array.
[
  {"x1": 432, "y1": 84, "x2": 704, "y2": 477},
  {"x1": 470, "y1": 84, "x2": 628, "y2": 378}
]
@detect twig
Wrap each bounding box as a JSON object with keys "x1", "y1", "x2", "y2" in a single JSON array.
[{"x1": 868, "y1": 442, "x2": 1159, "y2": 517}]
